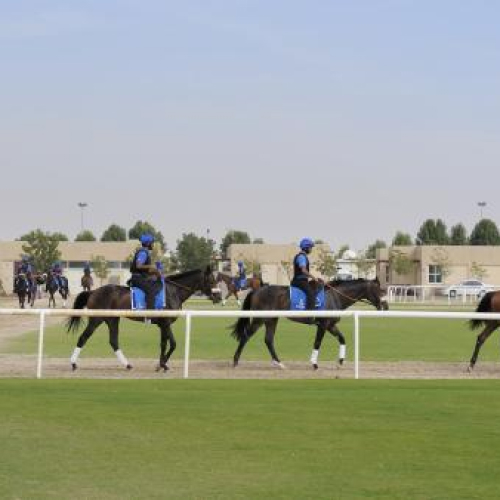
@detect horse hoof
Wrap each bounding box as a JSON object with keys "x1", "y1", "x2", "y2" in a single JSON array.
[
  {"x1": 126, "y1": 364, "x2": 133, "y2": 370},
  {"x1": 163, "y1": 365, "x2": 169, "y2": 372},
  {"x1": 467, "y1": 365, "x2": 474, "y2": 373},
  {"x1": 271, "y1": 360, "x2": 286, "y2": 369},
  {"x1": 338, "y1": 359, "x2": 345, "y2": 366},
  {"x1": 71, "y1": 363, "x2": 77, "y2": 371},
  {"x1": 312, "y1": 363, "x2": 318, "y2": 370}
]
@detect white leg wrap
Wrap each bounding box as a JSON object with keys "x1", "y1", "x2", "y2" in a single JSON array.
[
  {"x1": 70, "y1": 347, "x2": 81, "y2": 364},
  {"x1": 115, "y1": 349, "x2": 129, "y2": 367},
  {"x1": 339, "y1": 344, "x2": 346, "y2": 360},
  {"x1": 310, "y1": 349, "x2": 319, "y2": 365}
]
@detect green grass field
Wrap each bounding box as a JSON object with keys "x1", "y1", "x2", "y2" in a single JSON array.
[
  {"x1": 1, "y1": 379, "x2": 500, "y2": 499},
  {"x1": 4, "y1": 302, "x2": 499, "y2": 365}
]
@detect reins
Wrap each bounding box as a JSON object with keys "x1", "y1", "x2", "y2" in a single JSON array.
[{"x1": 324, "y1": 281, "x2": 375, "y2": 307}]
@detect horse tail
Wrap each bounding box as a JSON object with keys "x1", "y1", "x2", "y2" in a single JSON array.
[
  {"x1": 66, "y1": 291, "x2": 92, "y2": 333},
  {"x1": 230, "y1": 291, "x2": 255, "y2": 342},
  {"x1": 469, "y1": 291, "x2": 494, "y2": 330}
]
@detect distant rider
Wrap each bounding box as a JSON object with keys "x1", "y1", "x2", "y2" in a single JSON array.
[
  {"x1": 236, "y1": 260, "x2": 246, "y2": 289},
  {"x1": 129, "y1": 234, "x2": 163, "y2": 309}
]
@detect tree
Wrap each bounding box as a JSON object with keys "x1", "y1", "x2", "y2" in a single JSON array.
[
  {"x1": 450, "y1": 223, "x2": 468, "y2": 245},
  {"x1": 175, "y1": 233, "x2": 214, "y2": 271},
  {"x1": 471, "y1": 261, "x2": 488, "y2": 281},
  {"x1": 21, "y1": 229, "x2": 62, "y2": 272},
  {"x1": 315, "y1": 249, "x2": 337, "y2": 278},
  {"x1": 52, "y1": 232, "x2": 69, "y2": 241},
  {"x1": 128, "y1": 220, "x2": 166, "y2": 252},
  {"x1": 335, "y1": 244, "x2": 350, "y2": 259},
  {"x1": 392, "y1": 232, "x2": 413, "y2": 246},
  {"x1": 356, "y1": 251, "x2": 376, "y2": 279},
  {"x1": 416, "y1": 219, "x2": 449, "y2": 245},
  {"x1": 220, "y1": 230, "x2": 251, "y2": 259},
  {"x1": 389, "y1": 249, "x2": 415, "y2": 278},
  {"x1": 91, "y1": 255, "x2": 109, "y2": 286},
  {"x1": 101, "y1": 224, "x2": 127, "y2": 242},
  {"x1": 365, "y1": 240, "x2": 386, "y2": 259},
  {"x1": 469, "y1": 219, "x2": 500, "y2": 245},
  {"x1": 281, "y1": 260, "x2": 292, "y2": 280},
  {"x1": 75, "y1": 230, "x2": 96, "y2": 242}
]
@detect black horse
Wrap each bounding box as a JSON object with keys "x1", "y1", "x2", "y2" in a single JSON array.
[
  {"x1": 67, "y1": 267, "x2": 217, "y2": 372},
  {"x1": 13, "y1": 274, "x2": 29, "y2": 308},
  {"x1": 231, "y1": 278, "x2": 386, "y2": 369},
  {"x1": 468, "y1": 290, "x2": 500, "y2": 371},
  {"x1": 46, "y1": 273, "x2": 69, "y2": 308}
]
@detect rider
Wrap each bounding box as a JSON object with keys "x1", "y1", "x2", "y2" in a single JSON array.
[
  {"x1": 52, "y1": 261, "x2": 63, "y2": 288},
  {"x1": 83, "y1": 261, "x2": 92, "y2": 276},
  {"x1": 129, "y1": 233, "x2": 163, "y2": 309},
  {"x1": 236, "y1": 260, "x2": 246, "y2": 289},
  {"x1": 291, "y1": 238, "x2": 322, "y2": 314},
  {"x1": 19, "y1": 256, "x2": 32, "y2": 275}
]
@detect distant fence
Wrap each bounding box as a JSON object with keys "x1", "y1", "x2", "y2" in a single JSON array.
[
  {"x1": 2, "y1": 308, "x2": 500, "y2": 380},
  {"x1": 387, "y1": 285, "x2": 500, "y2": 304}
]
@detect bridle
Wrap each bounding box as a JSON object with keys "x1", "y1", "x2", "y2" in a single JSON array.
[{"x1": 325, "y1": 281, "x2": 379, "y2": 308}]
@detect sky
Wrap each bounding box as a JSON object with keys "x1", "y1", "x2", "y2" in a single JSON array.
[{"x1": 1, "y1": 0, "x2": 499, "y2": 252}]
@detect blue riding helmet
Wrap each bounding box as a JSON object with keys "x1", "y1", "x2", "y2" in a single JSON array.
[
  {"x1": 140, "y1": 233, "x2": 154, "y2": 245},
  {"x1": 238, "y1": 260, "x2": 244, "y2": 266},
  {"x1": 299, "y1": 238, "x2": 314, "y2": 250}
]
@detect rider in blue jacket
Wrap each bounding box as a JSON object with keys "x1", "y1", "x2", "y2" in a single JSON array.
[
  {"x1": 291, "y1": 238, "x2": 322, "y2": 312},
  {"x1": 129, "y1": 234, "x2": 162, "y2": 309}
]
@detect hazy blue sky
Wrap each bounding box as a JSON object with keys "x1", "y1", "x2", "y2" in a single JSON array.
[{"x1": 1, "y1": 0, "x2": 499, "y2": 251}]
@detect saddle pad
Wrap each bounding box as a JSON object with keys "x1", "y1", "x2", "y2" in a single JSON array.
[
  {"x1": 130, "y1": 285, "x2": 165, "y2": 310},
  {"x1": 289, "y1": 286, "x2": 326, "y2": 311}
]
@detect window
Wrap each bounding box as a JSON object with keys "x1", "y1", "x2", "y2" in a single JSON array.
[{"x1": 428, "y1": 265, "x2": 442, "y2": 284}]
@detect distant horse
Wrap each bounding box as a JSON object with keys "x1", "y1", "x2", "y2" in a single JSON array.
[
  {"x1": 67, "y1": 267, "x2": 217, "y2": 372},
  {"x1": 13, "y1": 274, "x2": 29, "y2": 308},
  {"x1": 26, "y1": 272, "x2": 38, "y2": 307},
  {"x1": 46, "y1": 273, "x2": 69, "y2": 308},
  {"x1": 468, "y1": 291, "x2": 500, "y2": 371},
  {"x1": 81, "y1": 273, "x2": 93, "y2": 292},
  {"x1": 231, "y1": 278, "x2": 386, "y2": 370},
  {"x1": 215, "y1": 272, "x2": 262, "y2": 306}
]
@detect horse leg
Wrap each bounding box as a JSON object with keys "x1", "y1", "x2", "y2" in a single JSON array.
[
  {"x1": 263, "y1": 319, "x2": 285, "y2": 368},
  {"x1": 468, "y1": 322, "x2": 499, "y2": 372},
  {"x1": 106, "y1": 318, "x2": 131, "y2": 370},
  {"x1": 233, "y1": 319, "x2": 264, "y2": 367},
  {"x1": 236, "y1": 290, "x2": 242, "y2": 307},
  {"x1": 310, "y1": 323, "x2": 327, "y2": 370},
  {"x1": 326, "y1": 321, "x2": 347, "y2": 367},
  {"x1": 70, "y1": 318, "x2": 104, "y2": 370},
  {"x1": 157, "y1": 321, "x2": 176, "y2": 371}
]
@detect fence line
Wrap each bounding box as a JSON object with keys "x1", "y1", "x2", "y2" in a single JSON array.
[{"x1": 2, "y1": 308, "x2": 500, "y2": 380}]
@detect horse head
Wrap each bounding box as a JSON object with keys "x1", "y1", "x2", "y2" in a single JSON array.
[{"x1": 365, "y1": 277, "x2": 388, "y2": 310}]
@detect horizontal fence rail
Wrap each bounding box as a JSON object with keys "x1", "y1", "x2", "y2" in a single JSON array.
[{"x1": 2, "y1": 308, "x2": 500, "y2": 379}]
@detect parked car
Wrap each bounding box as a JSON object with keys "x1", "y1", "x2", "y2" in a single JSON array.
[{"x1": 444, "y1": 280, "x2": 493, "y2": 299}]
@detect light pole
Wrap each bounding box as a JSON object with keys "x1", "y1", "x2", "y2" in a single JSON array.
[
  {"x1": 477, "y1": 201, "x2": 487, "y2": 219},
  {"x1": 78, "y1": 202, "x2": 88, "y2": 231}
]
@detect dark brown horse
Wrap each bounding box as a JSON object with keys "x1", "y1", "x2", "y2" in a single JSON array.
[
  {"x1": 231, "y1": 278, "x2": 386, "y2": 370},
  {"x1": 13, "y1": 274, "x2": 29, "y2": 308},
  {"x1": 67, "y1": 267, "x2": 217, "y2": 372},
  {"x1": 46, "y1": 272, "x2": 69, "y2": 308},
  {"x1": 215, "y1": 272, "x2": 262, "y2": 306},
  {"x1": 468, "y1": 291, "x2": 500, "y2": 371},
  {"x1": 81, "y1": 273, "x2": 93, "y2": 292}
]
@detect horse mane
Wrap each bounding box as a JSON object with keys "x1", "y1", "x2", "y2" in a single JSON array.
[
  {"x1": 327, "y1": 278, "x2": 370, "y2": 287},
  {"x1": 166, "y1": 269, "x2": 202, "y2": 281}
]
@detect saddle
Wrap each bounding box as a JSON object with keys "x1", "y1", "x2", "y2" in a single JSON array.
[
  {"x1": 130, "y1": 282, "x2": 166, "y2": 310},
  {"x1": 289, "y1": 286, "x2": 326, "y2": 311}
]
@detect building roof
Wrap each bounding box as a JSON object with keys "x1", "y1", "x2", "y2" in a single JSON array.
[{"x1": 0, "y1": 241, "x2": 138, "y2": 262}]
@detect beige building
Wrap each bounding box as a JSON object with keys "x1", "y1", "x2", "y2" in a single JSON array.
[
  {"x1": 376, "y1": 245, "x2": 500, "y2": 288},
  {"x1": 0, "y1": 241, "x2": 138, "y2": 293},
  {"x1": 227, "y1": 243, "x2": 333, "y2": 285}
]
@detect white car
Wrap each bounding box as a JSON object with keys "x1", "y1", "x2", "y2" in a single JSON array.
[{"x1": 444, "y1": 280, "x2": 492, "y2": 299}]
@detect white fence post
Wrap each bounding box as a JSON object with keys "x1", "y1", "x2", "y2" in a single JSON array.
[
  {"x1": 36, "y1": 311, "x2": 46, "y2": 379},
  {"x1": 354, "y1": 312, "x2": 360, "y2": 380},
  {"x1": 183, "y1": 312, "x2": 192, "y2": 379}
]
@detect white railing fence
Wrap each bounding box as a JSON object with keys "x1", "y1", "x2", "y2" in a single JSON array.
[{"x1": 2, "y1": 308, "x2": 500, "y2": 380}]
